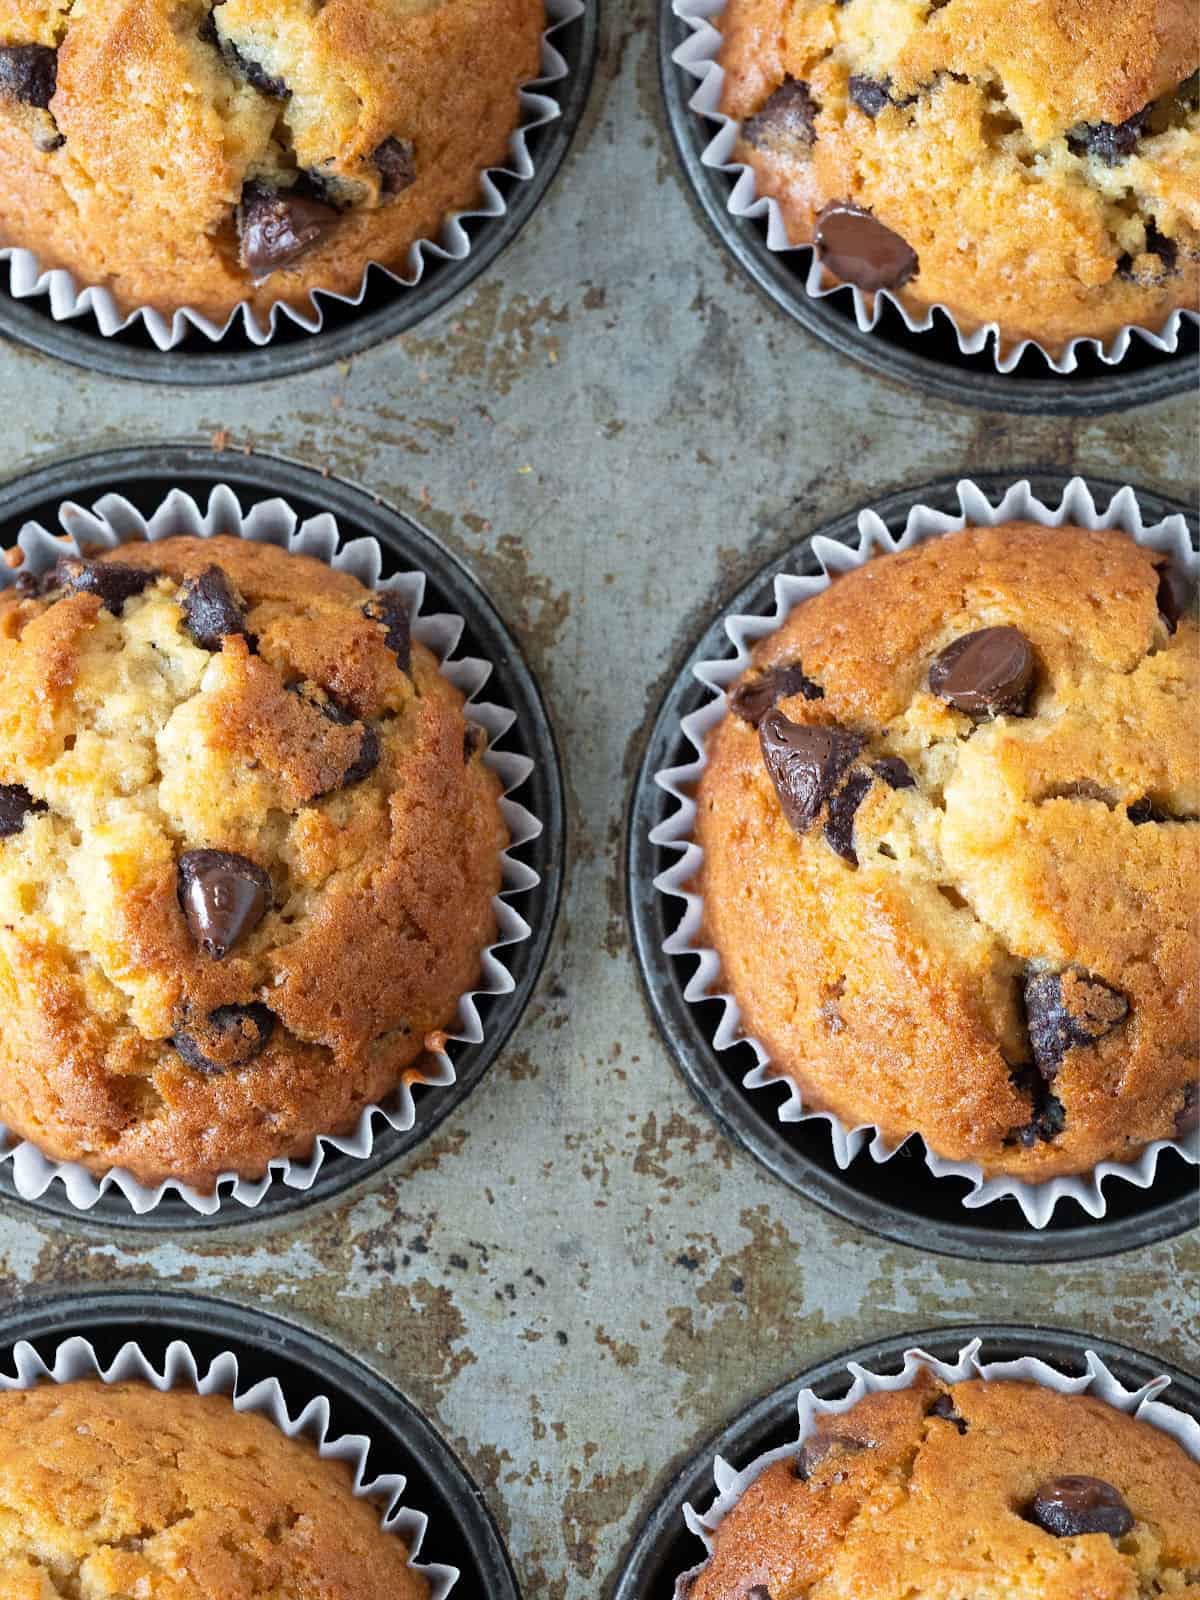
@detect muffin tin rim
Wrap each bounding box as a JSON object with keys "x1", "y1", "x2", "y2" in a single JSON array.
[
  {"x1": 608, "y1": 1321, "x2": 1200, "y2": 1600},
  {"x1": 627, "y1": 467, "x2": 1200, "y2": 1262},
  {"x1": 0, "y1": 441, "x2": 566, "y2": 1232},
  {"x1": 657, "y1": 0, "x2": 1200, "y2": 417}
]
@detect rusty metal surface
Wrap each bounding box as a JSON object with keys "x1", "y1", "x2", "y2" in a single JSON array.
[{"x1": 0, "y1": 4, "x2": 1196, "y2": 1595}]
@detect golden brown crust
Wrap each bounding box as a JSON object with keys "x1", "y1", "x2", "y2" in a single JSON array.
[
  {"x1": 0, "y1": 0, "x2": 545, "y2": 320},
  {"x1": 696, "y1": 524, "x2": 1199, "y2": 1180},
  {"x1": 0, "y1": 1380, "x2": 430, "y2": 1599},
  {"x1": 686, "y1": 1374, "x2": 1200, "y2": 1598},
  {"x1": 0, "y1": 535, "x2": 506, "y2": 1189},
  {"x1": 717, "y1": 0, "x2": 1200, "y2": 351}
]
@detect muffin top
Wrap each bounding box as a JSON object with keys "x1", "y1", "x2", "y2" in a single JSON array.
[
  {"x1": 0, "y1": 535, "x2": 505, "y2": 1190},
  {"x1": 0, "y1": 0, "x2": 544, "y2": 319},
  {"x1": 697, "y1": 523, "x2": 1198, "y2": 1180},
  {"x1": 717, "y1": 0, "x2": 1200, "y2": 350},
  {"x1": 684, "y1": 1371, "x2": 1200, "y2": 1598},
  {"x1": 0, "y1": 1379, "x2": 429, "y2": 1598}
]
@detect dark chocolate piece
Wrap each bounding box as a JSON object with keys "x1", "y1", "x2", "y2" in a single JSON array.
[
  {"x1": 824, "y1": 768, "x2": 873, "y2": 866},
  {"x1": 54, "y1": 556, "x2": 157, "y2": 615},
  {"x1": 200, "y1": 8, "x2": 289, "y2": 96},
  {"x1": 374, "y1": 135, "x2": 416, "y2": 197},
  {"x1": 1005, "y1": 1064, "x2": 1066, "y2": 1148},
  {"x1": 1176, "y1": 1081, "x2": 1199, "y2": 1138},
  {"x1": 180, "y1": 565, "x2": 250, "y2": 651},
  {"x1": 1155, "y1": 560, "x2": 1193, "y2": 633},
  {"x1": 731, "y1": 662, "x2": 824, "y2": 726},
  {"x1": 814, "y1": 202, "x2": 918, "y2": 291},
  {"x1": 759, "y1": 711, "x2": 866, "y2": 836},
  {"x1": 1023, "y1": 969, "x2": 1128, "y2": 1080},
  {"x1": 1117, "y1": 223, "x2": 1179, "y2": 285},
  {"x1": 872, "y1": 756, "x2": 915, "y2": 789},
  {"x1": 0, "y1": 44, "x2": 57, "y2": 108},
  {"x1": 172, "y1": 1002, "x2": 275, "y2": 1075},
  {"x1": 464, "y1": 722, "x2": 486, "y2": 762},
  {"x1": 794, "y1": 1433, "x2": 867, "y2": 1480},
  {"x1": 298, "y1": 689, "x2": 381, "y2": 791},
  {"x1": 178, "y1": 849, "x2": 272, "y2": 960},
  {"x1": 1067, "y1": 108, "x2": 1148, "y2": 165},
  {"x1": 928, "y1": 1393, "x2": 967, "y2": 1434},
  {"x1": 743, "y1": 77, "x2": 818, "y2": 155},
  {"x1": 237, "y1": 179, "x2": 339, "y2": 280},
  {"x1": 0, "y1": 783, "x2": 46, "y2": 838},
  {"x1": 928, "y1": 626, "x2": 1034, "y2": 718},
  {"x1": 1030, "y1": 1476, "x2": 1134, "y2": 1539},
  {"x1": 848, "y1": 74, "x2": 892, "y2": 116},
  {"x1": 362, "y1": 590, "x2": 412, "y2": 674}
]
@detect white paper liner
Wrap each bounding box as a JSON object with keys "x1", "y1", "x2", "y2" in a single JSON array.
[
  {"x1": 652, "y1": 476, "x2": 1200, "y2": 1228},
  {"x1": 0, "y1": 1331, "x2": 457, "y2": 1598},
  {"x1": 671, "y1": 0, "x2": 1200, "y2": 376},
  {"x1": 0, "y1": 0, "x2": 582, "y2": 352},
  {"x1": 674, "y1": 1336, "x2": 1200, "y2": 1597},
  {"x1": 0, "y1": 483, "x2": 542, "y2": 1215}
]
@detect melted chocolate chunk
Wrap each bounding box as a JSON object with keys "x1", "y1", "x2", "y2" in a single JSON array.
[
  {"x1": 1030, "y1": 1476, "x2": 1134, "y2": 1540},
  {"x1": 1067, "y1": 108, "x2": 1148, "y2": 165},
  {"x1": 759, "y1": 711, "x2": 866, "y2": 836},
  {"x1": 928, "y1": 1393, "x2": 967, "y2": 1434},
  {"x1": 173, "y1": 1002, "x2": 275, "y2": 1075},
  {"x1": 1177, "y1": 1081, "x2": 1199, "y2": 1137},
  {"x1": 54, "y1": 556, "x2": 157, "y2": 615},
  {"x1": 1024, "y1": 969, "x2": 1128, "y2": 1080},
  {"x1": 200, "y1": 8, "x2": 289, "y2": 96},
  {"x1": 824, "y1": 767, "x2": 873, "y2": 866},
  {"x1": 814, "y1": 203, "x2": 918, "y2": 291},
  {"x1": 1155, "y1": 560, "x2": 1193, "y2": 633},
  {"x1": 237, "y1": 179, "x2": 339, "y2": 281},
  {"x1": 794, "y1": 1433, "x2": 867, "y2": 1480},
  {"x1": 1005, "y1": 1063, "x2": 1066, "y2": 1148},
  {"x1": 181, "y1": 565, "x2": 250, "y2": 651},
  {"x1": 0, "y1": 44, "x2": 57, "y2": 108},
  {"x1": 362, "y1": 590, "x2": 412, "y2": 674},
  {"x1": 872, "y1": 755, "x2": 915, "y2": 789},
  {"x1": 848, "y1": 74, "x2": 893, "y2": 116},
  {"x1": 374, "y1": 135, "x2": 416, "y2": 197},
  {"x1": 0, "y1": 783, "x2": 46, "y2": 838},
  {"x1": 178, "y1": 849, "x2": 272, "y2": 960},
  {"x1": 928, "y1": 626, "x2": 1034, "y2": 718},
  {"x1": 1118, "y1": 223, "x2": 1179, "y2": 286},
  {"x1": 299, "y1": 690, "x2": 381, "y2": 791},
  {"x1": 731, "y1": 662, "x2": 824, "y2": 726},
  {"x1": 743, "y1": 77, "x2": 819, "y2": 155},
  {"x1": 1125, "y1": 796, "x2": 1199, "y2": 825}
]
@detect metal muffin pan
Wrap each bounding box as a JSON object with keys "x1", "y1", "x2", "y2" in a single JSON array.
[
  {"x1": 611, "y1": 1322, "x2": 1200, "y2": 1600},
  {"x1": 628, "y1": 469, "x2": 1200, "y2": 1263},
  {"x1": 658, "y1": 0, "x2": 1200, "y2": 416},
  {"x1": 0, "y1": 1, "x2": 597, "y2": 386},
  {"x1": 0, "y1": 1287, "x2": 522, "y2": 1600},
  {"x1": 0, "y1": 443, "x2": 564, "y2": 1231}
]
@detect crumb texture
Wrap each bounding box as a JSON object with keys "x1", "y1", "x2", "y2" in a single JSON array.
[
  {"x1": 686, "y1": 1375, "x2": 1200, "y2": 1599},
  {"x1": 0, "y1": 1380, "x2": 430, "y2": 1598},
  {"x1": 697, "y1": 523, "x2": 1199, "y2": 1180},
  {"x1": 0, "y1": 0, "x2": 545, "y2": 318},
  {"x1": 717, "y1": 0, "x2": 1200, "y2": 350},
  {"x1": 0, "y1": 535, "x2": 506, "y2": 1189}
]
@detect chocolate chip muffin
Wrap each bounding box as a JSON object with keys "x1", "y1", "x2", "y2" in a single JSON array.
[
  {"x1": 0, "y1": 535, "x2": 505, "y2": 1190},
  {"x1": 0, "y1": 1380, "x2": 429, "y2": 1597},
  {"x1": 697, "y1": 523, "x2": 1198, "y2": 1180},
  {"x1": 682, "y1": 1371, "x2": 1200, "y2": 1598},
  {"x1": 717, "y1": 0, "x2": 1200, "y2": 352},
  {"x1": 0, "y1": 0, "x2": 544, "y2": 321}
]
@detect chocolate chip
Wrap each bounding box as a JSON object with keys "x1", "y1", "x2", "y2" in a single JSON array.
[
  {"x1": 1155, "y1": 560, "x2": 1193, "y2": 633},
  {"x1": 0, "y1": 783, "x2": 46, "y2": 838},
  {"x1": 1118, "y1": 223, "x2": 1179, "y2": 286},
  {"x1": 180, "y1": 565, "x2": 250, "y2": 651},
  {"x1": 375, "y1": 135, "x2": 416, "y2": 197},
  {"x1": 237, "y1": 179, "x2": 339, "y2": 281},
  {"x1": 1068, "y1": 108, "x2": 1148, "y2": 164},
  {"x1": 54, "y1": 556, "x2": 158, "y2": 615},
  {"x1": 297, "y1": 689, "x2": 381, "y2": 791},
  {"x1": 172, "y1": 1002, "x2": 275, "y2": 1075},
  {"x1": 794, "y1": 1433, "x2": 866, "y2": 1480},
  {"x1": 362, "y1": 591, "x2": 412, "y2": 674},
  {"x1": 759, "y1": 711, "x2": 866, "y2": 836},
  {"x1": 824, "y1": 768, "x2": 873, "y2": 866},
  {"x1": 200, "y1": 8, "x2": 289, "y2": 96},
  {"x1": 928, "y1": 626, "x2": 1034, "y2": 718},
  {"x1": 848, "y1": 74, "x2": 893, "y2": 116},
  {"x1": 1024, "y1": 969, "x2": 1128, "y2": 1080},
  {"x1": 1005, "y1": 1063, "x2": 1066, "y2": 1148},
  {"x1": 177, "y1": 849, "x2": 272, "y2": 960},
  {"x1": 1030, "y1": 1476, "x2": 1133, "y2": 1540},
  {"x1": 747, "y1": 1589, "x2": 772, "y2": 1600},
  {"x1": 464, "y1": 722, "x2": 486, "y2": 762},
  {"x1": 731, "y1": 662, "x2": 824, "y2": 727},
  {"x1": 0, "y1": 44, "x2": 57, "y2": 108},
  {"x1": 743, "y1": 77, "x2": 818, "y2": 156},
  {"x1": 873, "y1": 756, "x2": 915, "y2": 789},
  {"x1": 928, "y1": 1393, "x2": 967, "y2": 1434},
  {"x1": 1177, "y1": 1082, "x2": 1199, "y2": 1138},
  {"x1": 814, "y1": 202, "x2": 918, "y2": 291},
  {"x1": 1127, "y1": 796, "x2": 1167, "y2": 824}
]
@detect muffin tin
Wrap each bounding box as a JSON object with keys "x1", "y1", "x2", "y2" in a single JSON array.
[
  {"x1": 0, "y1": 1, "x2": 597, "y2": 386},
  {"x1": 0, "y1": 1287, "x2": 520, "y2": 1600},
  {"x1": 0, "y1": 443, "x2": 564, "y2": 1230},
  {"x1": 611, "y1": 1322, "x2": 1200, "y2": 1599},
  {"x1": 628, "y1": 470, "x2": 1200, "y2": 1262},
  {"x1": 659, "y1": 0, "x2": 1200, "y2": 416}
]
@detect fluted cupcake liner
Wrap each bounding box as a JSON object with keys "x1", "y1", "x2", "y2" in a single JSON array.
[
  {"x1": 0, "y1": 484, "x2": 542, "y2": 1215},
  {"x1": 652, "y1": 476, "x2": 1199, "y2": 1228},
  {"x1": 673, "y1": 1336, "x2": 1200, "y2": 1597},
  {"x1": 670, "y1": 0, "x2": 1199, "y2": 376},
  {"x1": 0, "y1": 1332, "x2": 457, "y2": 1598},
  {"x1": 0, "y1": 0, "x2": 581, "y2": 352}
]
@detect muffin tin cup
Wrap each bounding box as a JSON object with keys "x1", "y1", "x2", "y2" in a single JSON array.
[
  {"x1": 0, "y1": 1287, "x2": 523, "y2": 1600},
  {"x1": 662, "y1": 0, "x2": 1199, "y2": 412},
  {"x1": 0, "y1": 0, "x2": 596, "y2": 384},
  {"x1": 606, "y1": 1324, "x2": 1200, "y2": 1599},
  {"x1": 0, "y1": 443, "x2": 563, "y2": 1227},
  {"x1": 631, "y1": 469, "x2": 1199, "y2": 1259}
]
